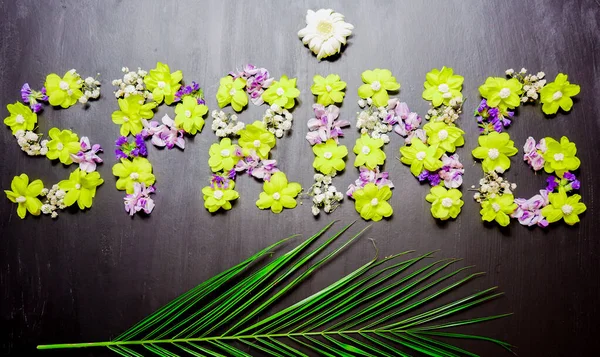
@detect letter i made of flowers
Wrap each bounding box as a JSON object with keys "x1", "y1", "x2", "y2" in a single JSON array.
[
  {"x1": 205, "y1": 64, "x2": 301, "y2": 214},
  {"x1": 305, "y1": 74, "x2": 350, "y2": 215},
  {"x1": 399, "y1": 67, "x2": 466, "y2": 221},
  {"x1": 347, "y1": 69, "x2": 401, "y2": 221},
  {"x1": 111, "y1": 63, "x2": 208, "y2": 216},
  {"x1": 472, "y1": 68, "x2": 586, "y2": 227}
]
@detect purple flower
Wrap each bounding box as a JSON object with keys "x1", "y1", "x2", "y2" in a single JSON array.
[
  {"x1": 210, "y1": 174, "x2": 230, "y2": 189},
  {"x1": 115, "y1": 149, "x2": 128, "y2": 159},
  {"x1": 20, "y1": 83, "x2": 47, "y2": 113},
  {"x1": 124, "y1": 183, "x2": 156, "y2": 216},
  {"x1": 390, "y1": 100, "x2": 422, "y2": 139},
  {"x1": 416, "y1": 170, "x2": 441, "y2": 186},
  {"x1": 306, "y1": 104, "x2": 350, "y2": 145},
  {"x1": 347, "y1": 167, "x2": 394, "y2": 197},
  {"x1": 438, "y1": 154, "x2": 464, "y2": 188},
  {"x1": 115, "y1": 136, "x2": 128, "y2": 146},
  {"x1": 115, "y1": 131, "x2": 150, "y2": 159},
  {"x1": 21, "y1": 83, "x2": 32, "y2": 103},
  {"x1": 174, "y1": 81, "x2": 204, "y2": 103},
  {"x1": 145, "y1": 115, "x2": 185, "y2": 150},
  {"x1": 546, "y1": 176, "x2": 559, "y2": 192},
  {"x1": 563, "y1": 172, "x2": 576, "y2": 181},
  {"x1": 71, "y1": 136, "x2": 103, "y2": 172},
  {"x1": 571, "y1": 180, "x2": 581, "y2": 190},
  {"x1": 234, "y1": 150, "x2": 279, "y2": 181},
  {"x1": 512, "y1": 190, "x2": 549, "y2": 227}
]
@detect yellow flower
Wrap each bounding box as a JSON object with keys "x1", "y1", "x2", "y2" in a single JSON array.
[
  {"x1": 238, "y1": 121, "x2": 276, "y2": 159},
  {"x1": 353, "y1": 134, "x2": 385, "y2": 169},
  {"x1": 174, "y1": 96, "x2": 208, "y2": 134},
  {"x1": 399, "y1": 140, "x2": 443, "y2": 177},
  {"x1": 44, "y1": 70, "x2": 83, "y2": 108},
  {"x1": 46, "y1": 128, "x2": 80, "y2": 165},
  {"x1": 352, "y1": 183, "x2": 393, "y2": 221},
  {"x1": 143, "y1": 62, "x2": 183, "y2": 105},
  {"x1": 202, "y1": 181, "x2": 239, "y2": 213},
  {"x1": 208, "y1": 138, "x2": 240, "y2": 172},
  {"x1": 471, "y1": 132, "x2": 518, "y2": 173},
  {"x1": 58, "y1": 169, "x2": 104, "y2": 210},
  {"x1": 425, "y1": 186, "x2": 463, "y2": 220},
  {"x1": 262, "y1": 75, "x2": 300, "y2": 109},
  {"x1": 478, "y1": 77, "x2": 522, "y2": 110},
  {"x1": 4, "y1": 174, "x2": 43, "y2": 219},
  {"x1": 256, "y1": 172, "x2": 302, "y2": 213},
  {"x1": 541, "y1": 189, "x2": 586, "y2": 225},
  {"x1": 540, "y1": 73, "x2": 580, "y2": 115},
  {"x1": 311, "y1": 74, "x2": 346, "y2": 106},
  {"x1": 358, "y1": 69, "x2": 400, "y2": 107},
  {"x1": 3, "y1": 102, "x2": 37, "y2": 134},
  {"x1": 112, "y1": 94, "x2": 157, "y2": 136},
  {"x1": 422, "y1": 67, "x2": 464, "y2": 106},
  {"x1": 112, "y1": 157, "x2": 156, "y2": 194},
  {"x1": 542, "y1": 136, "x2": 580, "y2": 177},
  {"x1": 313, "y1": 139, "x2": 347, "y2": 175},
  {"x1": 216, "y1": 76, "x2": 248, "y2": 112},
  {"x1": 423, "y1": 122, "x2": 465, "y2": 153},
  {"x1": 480, "y1": 194, "x2": 517, "y2": 227}
]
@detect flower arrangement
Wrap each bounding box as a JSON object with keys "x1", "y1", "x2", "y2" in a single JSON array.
[
  {"x1": 111, "y1": 63, "x2": 207, "y2": 216},
  {"x1": 471, "y1": 68, "x2": 585, "y2": 227},
  {"x1": 347, "y1": 69, "x2": 401, "y2": 221},
  {"x1": 205, "y1": 64, "x2": 300, "y2": 214},
  {"x1": 3, "y1": 69, "x2": 104, "y2": 219},
  {"x1": 398, "y1": 67, "x2": 466, "y2": 220},
  {"x1": 298, "y1": 9, "x2": 354, "y2": 60},
  {"x1": 305, "y1": 74, "x2": 349, "y2": 215}
]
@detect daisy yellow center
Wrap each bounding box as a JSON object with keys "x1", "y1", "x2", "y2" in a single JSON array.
[
  {"x1": 361, "y1": 146, "x2": 371, "y2": 155},
  {"x1": 253, "y1": 140, "x2": 262, "y2": 148},
  {"x1": 123, "y1": 116, "x2": 129, "y2": 123},
  {"x1": 416, "y1": 151, "x2": 426, "y2": 161},
  {"x1": 371, "y1": 81, "x2": 381, "y2": 91},
  {"x1": 213, "y1": 190, "x2": 224, "y2": 200},
  {"x1": 56, "y1": 143, "x2": 64, "y2": 151},
  {"x1": 441, "y1": 197, "x2": 453, "y2": 208},
  {"x1": 15, "y1": 114, "x2": 25, "y2": 124},
  {"x1": 492, "y1": 203, "x2": 501, "y2": 212},
  {"x1": 220, "y1": 149, "x2": 230, "y2": 157},
  {"x1": 323, "y1": 151, "x2": 333, "y2": 159},
  {"x1": 276, "y1": 87, "x2": 285, "y2": 96},
  {"x1": 272, "y1": 192, "x2": 281, "y2": 200},
  {"x1": 553, "y1": 153, "x2": 564, "y2": 161},
  {"x1": 157, "y1": 81, "x2": 166, "y2": 89},
  {"x1": 129, "y1": 172, "x2": 139, "y2": 180},
  {"x1": 59, "y1": 81, "x2": 70, "y2": 91},
  {"x1": 316, "y1": 20, "x2": 333, "y2": 36},
  {"x1": 487, "y1": 148, "x2": 499, "y2": 160},
  {"x1": 16, "y1": 196, "x2": 26, "y2": 203},
  {"x1": 325, "y1": 85, "x2": 332, "y2": 92},
  {"x1": 185, "y1": 110, "x2": 192, "y2": 118},
  {"x1": 370, "y1": 198, "x2": 379, "y2": 206},
  {"x1": 229, "y1": 88, "x2": 237, "y2": 96},
  {"x1": 437, "y1": 129, "x2": 449, "y2": 141},
  {"x1": 499, "y1": 88, "x2": 511, "y2": 99},
  {"x1": 552, "y1": 91, "x2": 563, "y2": 101},
  {"x1": 561, "y1": 204, "x2": 573, "y2": 215},
  {"x1": 75, "y1": 184, "x2": 81, "y2": 190},
  {"x1": 438, "y1": 84, "x2": 449, "y2": 93}
]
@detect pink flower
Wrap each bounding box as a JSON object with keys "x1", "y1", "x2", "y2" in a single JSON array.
[
  {"x1": 306, "y1": 104, "x2": 350, "y2": 145},
  {"x1": 438, "y1": 154, "x2": 464, "y2": 188},
  {"x1": 235, "y1": 150, "x2": 279, "y2": 181},
  {"x1": 124, "y1": 183, "x2": 156, "y2": 216},
  {"x1": 523, "y1": 136, "x2": 545, "y2": 171},
  {"x1": 347, "y1": 167, "x2": 394, "y2": 197},
  {"x1": 511, "y1": 190, "x2": 549, "y2": 227},
  {"x1": 70, "y1": 136, "x2": 103, "y2": 172},
  {"x1": 144, "y1": 115, "x2": 185, "y2": 150},
  {"x1": 388, "y1": 98, "x2": 410, "y2": 120}
]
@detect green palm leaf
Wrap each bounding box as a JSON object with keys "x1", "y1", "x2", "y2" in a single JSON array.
[{"x1": 37, "y1": 221, "x2": 514, "y2": 356}]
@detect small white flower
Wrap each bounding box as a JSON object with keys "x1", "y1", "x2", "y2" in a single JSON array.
[
  {"x1": 298, "y1": 9, "x2": 354, "y2": 60},
  {"x1": 312, "y1": 206, "x2": 320, "y2": 216}
]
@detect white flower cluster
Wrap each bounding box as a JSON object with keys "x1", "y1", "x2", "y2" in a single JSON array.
[
  {"x1": 262, "y1": 104, "x2": 293, "y2": 138},
  {"x1": 40, "y1": 185, "x2": 67, "y2": 218},
  {"x1": 356, "y1": 98, "x2": 392, "y2": 143},
  {"x1": 79, "y1": 76, "x2": 101, "y2": 104},
  {"x1": 112, "y1": 67, "x2": 152, "y2": 99},
  {"x1": 211, "y1": 110, "x2": 245, "y2": 137},
  {"x1": 15, "y1": 130, "x2": 48, "y2": 156},
  {"x1": 472, "y1": 171, "x2": 517, "y2": 203},
  {"x1": 425, "y1": 97, "x2": 463, "y2": 124},
  {"x1": 308, "y1": 174, "x2": 344, "y2": 215},
  {"x1": 506, "y1": 68, "x2": 547, "y2": 103}
]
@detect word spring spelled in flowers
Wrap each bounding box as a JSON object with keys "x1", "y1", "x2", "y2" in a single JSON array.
[
  {"x1": 205, "y1": 64, "x2": 300, "y2": 214},
  {"x1": 111, "y1": 63, "x2": 208, "y2": 216},
  {"x1": 472, "y1": 68, "x2": 585, "y2": 227},
  {"x1": 4, "y1": 69, "x2": 104, "y2": 219},
  {"x1": 399, "y1": 66, "x2": 466, "y2": 221}
]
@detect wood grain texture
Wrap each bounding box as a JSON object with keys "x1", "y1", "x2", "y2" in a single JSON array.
[{"x1": 1, "y1": 0, "x2": 599, "y2": 356}]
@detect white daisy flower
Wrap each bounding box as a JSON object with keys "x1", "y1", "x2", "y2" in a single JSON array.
[{"x1": 298, "y1": 9, "x2": 354, "y2": 60}]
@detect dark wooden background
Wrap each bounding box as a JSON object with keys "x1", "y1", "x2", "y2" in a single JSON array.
[{"x1": 1, "y1": 1, "x2": 599, "y2": 356}]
